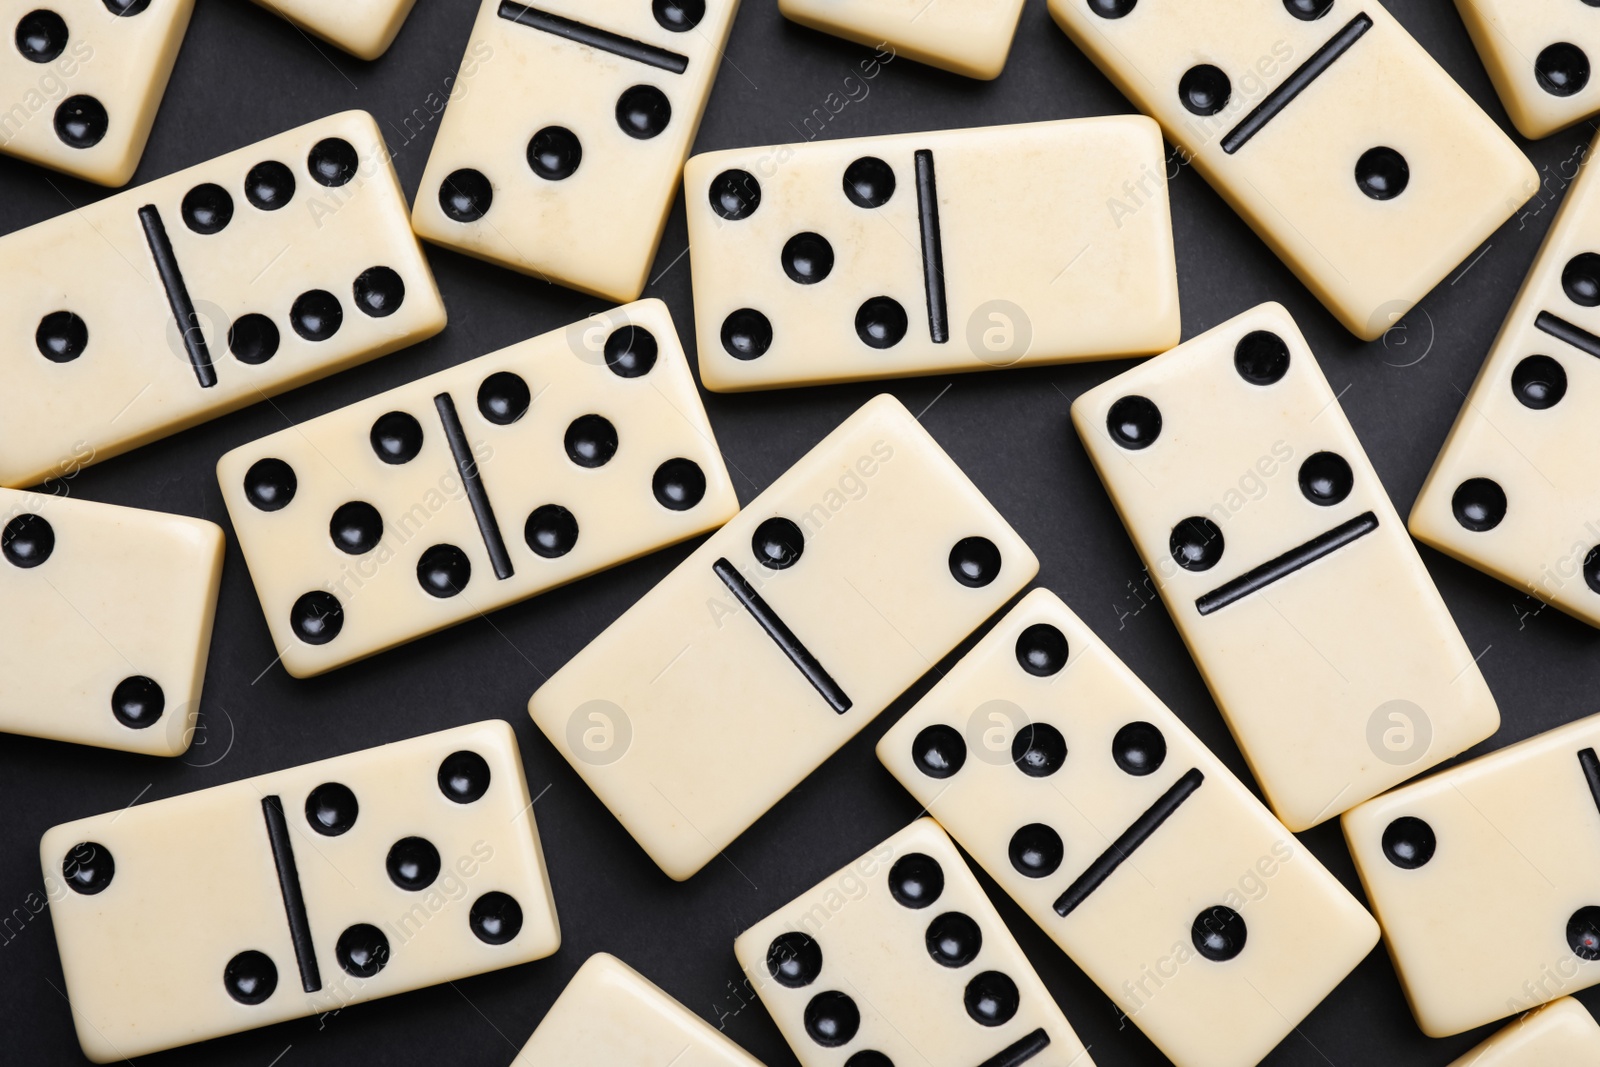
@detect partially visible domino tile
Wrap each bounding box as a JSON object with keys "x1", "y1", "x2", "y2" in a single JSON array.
[
  {"x1": 1453, "y1": 1, "x2": 1600, "y2": 139},
  {"x1": 0, "y1": 487, "x2": 221, "y2": 755},
  {"x1": 1047, "y1": 0, "x2": 1534, "y2": 340},
  {"x1": 0, "y1": 0, "x2": 193, "y2": 185},
  {"x1": 1073, "y1": 303, "x2": 1499, "y2": 831},
  {"x1": 1342, "y1": 712, "x2": 1600, "y2": 1035},
  {"x1": 1412, "y1": 129, "x2": 1600, "y2": 629},
  {"x1": 778, "y1": 0, "x2": 1023, "y2": 79},
  {"x1": 685, "y1": 117, "x2": 1180, "y2": 392},
  {"x1": 0, "y1": 110, "x2": 445, "y2": 489},
  {"x1": 42, "y1": 720, "x2": 561, "y2": 1062},
  {"x1": 217, "y1": 299, "x2": 737, "y2": 678},
  {"x1": 510, "y1": 953, "x2": 768, "y2": 1067},
  {"x1": 411, "y1": 0, "x2": 742, "y2": 301},
  {"x1": 878, "y1": 589, "x2": 1378, "y2": 1067},
  {"x1": 1449, "y1": 998, "x2": 1600, "y2": 1066},
  {"x1": 734, "y1": 818, "x2": 1094, "y2": 1067},
  {"x1": 530, "y1": 394, "x2": 1037, "y2": 880},
  {"x1": 250, "y1": 0, "x2": 419, "y2": 60}
]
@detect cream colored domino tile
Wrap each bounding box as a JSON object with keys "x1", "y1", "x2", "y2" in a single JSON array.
[
  {"x1": 511, "y1": 953, "x2": 768, "y2": 1066},
  {"x1": 1411, "y1": 129, "x2": 1600, "y2": 629},
  {"x1": 0, "y1": 487, "x2": 221, "y2": 755},
  {"x1": 411, "y1": 0, "x2": 741, "y2": 301},
  {"x1": 1342, "y1": 713, "x2": 1600, "y2": 1036},
  {"x1": 777, "y1": 0, "x2": 1022, "y2": 79},
  {"x1": 1453, "y1": 0, "x2": 1600, "y2": 140},
  {"x1": 733, "y1": 818, "x2": 1093, "y2": 1067},
  {"x1": 1448, "y1": 998, "x2": 1600, "y2": 1066},
  {"x1": 0, "y1": 109, "x2": 445, "y2": 490},
  {"x1": 529, "y1": 394, "x2": 1037, "y2": 880},
  {"x1": 217, "y1": 299, "x2": 737, "y2": 678},
  {"x1": 250, "y1": 0, "x2": 419, "y2": 60},
  {"x1": 40, "y1": 719, "x2": 561, "y2": 1063},
  {"x1": 877, "y1": 588, "x2": 1378, "y2": 1067},
  {"x1": 685, "y1": 117, "x2": 1180, "y2": 392},
  {"x1": 1046, "y1": 0, "x2": 1535, "y2": 341},
  {"x1": 1072, "y1": 303, "x2": 1499, "y2": 831},
  {"x1": 0, "y1": 0, "x2": 193, "y2": 185}
]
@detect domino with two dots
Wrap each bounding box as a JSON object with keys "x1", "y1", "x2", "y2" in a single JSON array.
[
  {"x1": 878, "y1": 588, "x2": 1379, "y2": 1067},
  {"x1": 412, "y1": 0, "x2": 742, "y2": 301},
  {"x1": 529, "y1": 393, "x2": 1037, "y2": 880},
  {"x1": 734, "y1": 818, "x2": 1094, "y2": 1067},
  {"x1": 1453, "y1": 0, "x2": 1600, "y2": 140},
  {"x1": 249, "y1": 0, "x2": 421, "y2": 60},
  {"x1": 777, "y1": 0, "x2": 1025, "y2": 80},
  {"x1": 217, "y1": 298, "x2": 737, "y2": 677},
  {"x1": 0, "y1": 486, "x2": 221, "y2": 755},
  {"x1": 1073, "y1": 303, "x2": 1500, "y2": 831},
  {"x1": 1447, "y1": 998, "x2": 1600, "y2": 1067},
  {"x1": 41, "y1": 719, "x2": 561, "y2": 1062},
  {"x1": 1047, "y1": 0, "x2": 1535, "y2": 340},
  {"x1": 0, "y1": 109, "x2": 445, "y2": 490},
  {"x1": 684, "y1": 116, "x2": 1181, "y2": 391}
]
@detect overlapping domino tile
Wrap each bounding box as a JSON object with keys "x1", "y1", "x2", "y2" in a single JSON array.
[{"x1": 1453, "y1": 0, "x2": 1600, "y2": 139}]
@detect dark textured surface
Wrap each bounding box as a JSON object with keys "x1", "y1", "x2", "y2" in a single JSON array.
[{"x1": 1, "y1": 0, "x2": 1595, "y2": 1063}]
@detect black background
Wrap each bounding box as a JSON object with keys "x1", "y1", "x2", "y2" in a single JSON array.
[{"x1": 1, "y1": 0, "x2": 1595, "y2": 1064}]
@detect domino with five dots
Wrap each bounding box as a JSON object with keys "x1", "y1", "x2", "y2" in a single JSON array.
[
  {"x1": 0, "y1": 109, "x2": 446, "y2": 490},
  {"x1": 411, "y1": 0, "x2": 742, "y2": 301},
  {"x1": 40, "y1": 719, "x2": 561, "y2": 1062},
  {"x1": 684, "y1": 117, "x2": 1181, "y2": 392},
  {"x1": 1, "y1": 0, "x2": 193, "y2": 185},
  {"x1": 217, "y1": 298, "x2": 738, "y2": 678},
  {"x1": 529, "y1": 393, "x2": 1037, "y2": 880},
  {"x1": 777, "y1": 0, "x2": 1025, "y2": 79},
  {"x1": 1453, "y1": 0, "x2": 1600, "y2": 140},
  {"x1": 1447, "y1": 998, "x2": 1600, "y2": 1067},
  {"x1": 249, "y1": 0, "x2": 420, "y2": 60},
  {"x1": 510, "y1": 953, "x2": 768, "y2": 1067},
  {"x1": 1343, "y1": 712, "x2": 1600, "y2": 1036},
  {"x1": 878, "y1": 588, "x2": 1379, "y2": 1067},
  {"x1": 1046, "y1": 0, "x2": 1535, "y2": 340},
  {"x1": 1072, "y1": 303, "x2": 1500, "y2": 831},
  {"x1": 0, "y1": 486, "x2": 222, "y2": 755},
  {"x1": 734, "y1": 818, "x2": 1093, "y2": 1067},
  {"x1": 1411, "y1": 129, "x2": 1600, "y2": 630}
]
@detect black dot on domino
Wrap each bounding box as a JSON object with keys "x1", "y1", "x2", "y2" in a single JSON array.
[
  {"x1": 1016, "y1": 623, "x2": 1068, "y2": 676},
  {"x1": 1586, "y1": 548, "x2": 1600, "y2": 596},
  {"x1": 1298, "y1": 451, "x2": 1353, "y2": 506},
  {"x1": 653, "y1": 458, "x2": 707, "y2": 510},
  {"x1": 846, "y1": 1053, "x2": 893, "y2": 1067},
  {"x1": 62, "y1": 841, "x2": 114, "y2": 895},
  {"x1": 440, "y1": 168, "x2": 493, "y2": 222},
  {"x1": 336, "y1": 923, "x2": 390, "y2": 977},
  {"x1": 753, "y1": 517, "x2": 804, "y2": 570},
  {"x1": 54, "y1": 95, "x2": 106, "y2": 148},
  {"x1": 230, "y1": 314, "x2": 280, "y2": 365},
  {"x1": 525, "y1": 504, "x2": 578, "y2": 558},
  {"x1": 305, "y1": 782, "x2": 359, "y2": 836},
  {"x1": 804, "y1": 990, "x2": 860, "y2": 1047},
  {"x1": 1511, "y1": 355, "x2": 1566, "y2": 409},
  {"x1": 565, "y1": 414, "x2": 618, "y2": 468},
  {"x1": 478, "y1": 371, "x2": 531, "y2": 425},
  {"x1": 1451, "y1": 477, "x2": 1506, "y2": 532},
  {"x1": 911, "y1": 724, "x2": 966, "y2": 778},
  {"x1": 416, "y1": 544, "x2": 471, "y2": 597},
  {"x1": 1009, "y1": 824, "x2": 1063, "y2": 878},
  {"x1": 290, "y1": 590, "x2": 344, "y2": 645},
  {"x1": 103, "y1": 0, "x2": 152, "y2": 14},
  {"x1": 470, "y1": 891, "x2": 523, "y2": 944},
  {"x1": 438, "y1": 749, "x2": 492, "y2": 803},
  {"x1": 1381, "y1": 815, "x2": 1436, "y2": 869},
  {"x1": 616, "y1": 84, "x2": 671, "y2": 139},
  {"x1": 926, "y1": 911, "x2": 982, "y2": 967},
  {"x1": 1235, "y1": 330, "x2": 1290, "y2": 384},
  {"x1": 1537, "y1": 43, "x2": 1591, "y2": 98},
  {"x1": 1564, "y1": 253, "x2": 1600, "y2": 307},
  {"x1": 528, "y1": 126, "x2": 582, "y2": 181},
  {"x1": 843, "y1": 156, "x2": 895, "y2": 208},
  {"x1": 949, "y1": 536, "x2": 1001, "y2": 587},
  {"x1": 1179, "y1": 64, "x2": 1230, "y2": 116},
  {"x1": 1112, "y1": 721, "x2": 1166, "y2": 776},
  {"x1": 722, "y1": 308, "x2": 773, "y2": 360},
  {"x1": 36, "y1": 310, "x2": 88, "y2": 363},
  {"x1": 353, "y1": 266, "x2": 405, "y2": 318},
  {"x1": 1570, "y1": 908, "x2": 1600, "y2": 960},
  {"x1": 1107, "y1": 395, "x2": 1161, "y2": 449},
  {"x1": 371, "y1": 411, "x2": 424, "y2": 464},
  {"x1": 1170, "y1": 516, "x2": 1224, "y2": 571},
  {"x1": 782, "y1": 232, "x2": 834, "y2": 285},
  {"x1": 3, "y1": 512, "x2": 54, "y2": 567},
  {"x1": 1012, "y1": 723, "x2": 1066, "y2": 777},
  {"x1": 223, "y1": 950, "x2": 277, "y2": 1005},
  {"x1": 291, "y1": 290, "x2": 342, "y2": 342},
  {"x1": 308, "y1": 137, "x2": 359, "y2": 187},
  {"x1": 329, "y1": 501, "x2": 383, "y2": 555},
  {"x1": 1191, "y1": 905, "x2": 1247, "y2": 961},
  {"x1": 243, "y1": 459, "x2": 296, "y2": 511},
  {"x1": 15, "y1": 10, "x2": 67, "y2": 63},
  {"x1": 1355, "y1": 147, "x2": 1409, "y2": 201},
  {"x1": 652, "y1": 0, "x2": 703, "y2": 31},
  {"x1": 709, "y1": 169, "x2": 760, "y2": 220},
  {"x1": 855, "y1": 296, "x2": 907, "y2": 349},
  {"x1": 1283, "y1": 0, "x2": 1332, "y2": 18},
  {"x1": 110, "y1": 675, "x2": 163, "y2": 729},
  {"x1": 888, "y1": 853, "x2": 944, "y2": 908},
  {"x1": 182, "y1": 183, "x2": 233, "y2": 234},
  {"x1": 766, "y1": 931, "x2": 822, "y2": 987},
  {"x1": 1087, "y1": 0, "x2": 1135, "y2": 17},
  {"x1": 605, "y1": 325, "x2": 658, "y2": 377},
  {"x1": 964, "y1": 971, "x2": 1019, "y2": 1026},
  {"x1": 386, "y1": 836, "x2": 441, "y2": 891},
  {"x1": 245, "y1": 160, "x2": 295, "y2": 210}
]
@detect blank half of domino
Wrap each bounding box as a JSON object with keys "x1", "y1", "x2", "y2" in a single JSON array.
[
  {"x1": 250, "y1": 0, "x2": 420, "y2": 60},
  {"x1": 778, "y1": 0, "x2": 1025, "y2": 79}
]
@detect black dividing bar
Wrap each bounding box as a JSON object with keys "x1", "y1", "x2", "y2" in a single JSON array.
[
  {"x1": 712, "y1": 557, "x2": 852, "y2": 713},
  {"x1": 1195, "y1": 511, "x2": 1379, "y2": 617},
  {"x1": 138, "y1": 205, "x2": 216, "y2": 389},
  {"x1": 434, "y1": 393, "x2": 515, "y2": 581},
  {"x1": 1054, "y1": 768, "x2": 1203, "y2": 917},
  {"x1": 975, "y1": 1028, "x2": 1052, "y2": 1067},
  {"x1": 1221, "y1": 14, "x2": 1373, "y2": 154},
  {"x1": 1537, "y1": 311, "x2": 1600, "y2": 361},
  {"x1": 261, "y1": 795, "x2": 322, "y2": 993},
  {"x1": 1579, "y1": 749, "x2": 1600, "y2": 817},
  {"x1": 497, "y1": 1, "x2": 688, "y2": 74},
  {"x1": 914, "y1": 149, "x2": 950, "y2": 344}
]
